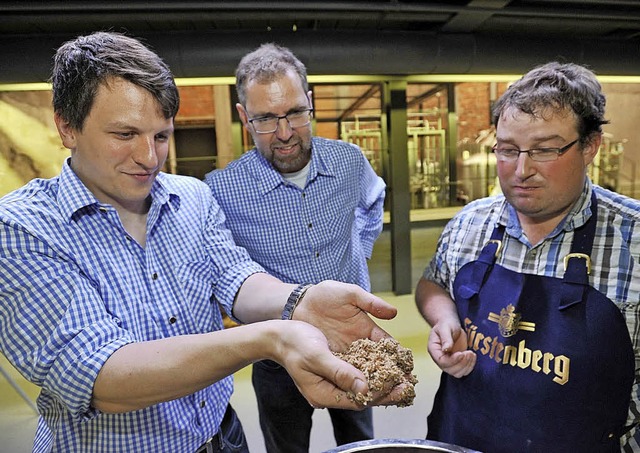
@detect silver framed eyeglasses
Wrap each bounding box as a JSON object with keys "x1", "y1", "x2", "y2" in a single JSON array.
[
  {"x1": 248, "y1": 108, "x2": 314, "y2": 134},
  {"x1": 492, "y1": 138, "x2": 580, "y2": 162}
]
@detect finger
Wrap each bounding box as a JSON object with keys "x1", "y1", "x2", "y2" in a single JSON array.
[
  {"x1": 305, "y1": 380, "x2": 367, "y2": 410},
  {"x1": 300, "y1": 352, "x2": 371, "y2": 410},
  {"x1": 353, "y1": 290, "x2": 397, "y2": 321},
  {"x1": 448, "y1": 351, "x2": 476, "y2": 378},
  {"x1": 460, "y1": 352, "x2": 477, "y2": 376},
  {"x1": 367, "y1": 324, "x2": 392, "y2": 343},
  {"x1": 329, "y1": 355, "x2": 369, "y2": 396},
  {"x1": 371, "y1": 382, "x2": 415, "y2": 407},
  {"x1": 428, "y1": 328, "x2": 453, "y2": 356}
]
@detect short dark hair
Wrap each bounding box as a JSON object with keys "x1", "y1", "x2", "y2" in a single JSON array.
[
  {"x1": 492, "y1": 61, "x2": 609, "y2": 141},
  {"x1": 51, "y1": 31, "x2": 180, "y2": 130},
  {"x1": 235, "y1": 43, "x2": 308, "y2": 106}
]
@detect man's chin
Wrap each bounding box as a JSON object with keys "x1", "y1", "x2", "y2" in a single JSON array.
[{"x1": 273, "y1": 154, "x2": 309, "y2": 173}]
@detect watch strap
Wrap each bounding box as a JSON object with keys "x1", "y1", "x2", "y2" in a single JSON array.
[{"x1": 281, "y1": 283, "x2": 314, "y2": 320}]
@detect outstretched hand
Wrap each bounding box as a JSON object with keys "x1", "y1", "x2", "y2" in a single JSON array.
[
  {"x1": 274, "y1": 320, "x2": 409, "y2": 409},
  {"x1": 291, "y1": 280, "x2": 398, "y2": 351}
]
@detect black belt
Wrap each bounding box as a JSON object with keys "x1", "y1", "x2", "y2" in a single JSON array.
[{"x1": 195, "y1": 432, "x2": 221, "y2": 453}]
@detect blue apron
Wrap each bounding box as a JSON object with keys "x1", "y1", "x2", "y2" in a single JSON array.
[{"x1": 427, "y1": 195, "x2": 634, "y2": 452}]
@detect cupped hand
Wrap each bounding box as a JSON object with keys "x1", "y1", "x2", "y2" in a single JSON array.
[
  {"x1": 274, "y1": 320, "x2": 405, "y2": 410},
  {"x1": 292, "y1": 280, "x2": 397, "y2": 351}
]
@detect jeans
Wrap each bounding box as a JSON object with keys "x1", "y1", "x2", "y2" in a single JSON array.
[
  {"x1": 252, "y1": 360, "x2": 373, "y2": 453},
  {"x1": 196, "y1": 405, "x2": 249, "y2": 453}
]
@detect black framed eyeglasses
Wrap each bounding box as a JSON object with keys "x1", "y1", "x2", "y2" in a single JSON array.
[
  {"x1": 248, "y1": 109, "x2": 314, "y2": 134},
  {"x1": 492, "y1": 138, "x2": 580, "y2": 162}
]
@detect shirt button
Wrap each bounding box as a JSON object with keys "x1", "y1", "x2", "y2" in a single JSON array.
[
  {"x1": 315, "y1": 252, "x2": 320, "y2": 258},
  {"x1": 169, "y1": 316, "x2": 177, "y2": 324},
  {"x1": 302, "y1": 193, "x2": 306, "y2": 198},
  {"x1": 125, "y1": 236, "x2": 132, "y2": 241},
  {"x1": 99, "y1": 207, "x2": 107, "y2": 213},
  {"x1": 152, "y1": 272, "x2": 158, "y2": 280},
  {"x1": 200, "y1": 400, "x2": 206, "y2": 408},
  {"x1": 308, "y1": 223, "x2": 312, "y2": 228}
]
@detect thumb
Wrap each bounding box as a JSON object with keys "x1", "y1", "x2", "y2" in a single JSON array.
[
  {"x1": 354, "y1": 290, "x2": 397, "y2": 321},
  {"x1": 436, "y1": 326, "x2": 455, "y2": 353},
  {"x1": 329, "y1": 355, "x2": 369, "y2": 396}
]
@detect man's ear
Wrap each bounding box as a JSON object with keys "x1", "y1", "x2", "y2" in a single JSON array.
[
  {"x1": 54, "y1": 112, "x2": 76, "y2": 150},
  {"x1": 582, "y1": 133, "x2": 602, "y2": 167},
  {"x1": 307, "y1": 90, "x2": 313, "y2": 110},
  {"x1": 235, "y1": 103, "x2": 249, "y2": 128}
]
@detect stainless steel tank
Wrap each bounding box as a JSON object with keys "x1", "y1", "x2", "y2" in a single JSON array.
[{"x1": 323, "y1": 438, "x2": 482, "y2": 453}]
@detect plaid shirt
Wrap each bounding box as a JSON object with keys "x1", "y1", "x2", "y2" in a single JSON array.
[
  {"x1": 205, "y1": 137, "x2": 385, "y2": 290},
  {"x1": 0, "y1": 161, "x2": 264, "y2": 453},
  {"x1": 424, "y1": 179, "x2": 640, "y2": 450}
]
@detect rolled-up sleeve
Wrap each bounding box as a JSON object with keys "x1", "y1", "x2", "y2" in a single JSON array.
[
  {"x1": 202, "y1": 193, "x2": 265, "y2": 323},
  {"x1": 356, "y1": 156, "x2": 386, "y2": 259}
]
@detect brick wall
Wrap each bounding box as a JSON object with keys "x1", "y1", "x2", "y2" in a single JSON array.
[
  {"x1": 455, "y1": 82, "x2": 509, "y2": 142},
  {"x1": 455, "y1": 83, "x2": 491, "y2": 142},
  {"x1": 176, "y1": 86, "x2": 215, "y2": 122}
]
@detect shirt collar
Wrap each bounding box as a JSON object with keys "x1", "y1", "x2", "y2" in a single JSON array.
[
  {"x1": 559, "y1": 179, "x2": 593, "y2": 233},
  {"x1": 57, "y1": 158, "x2": 179, "y2": 222},
  {"x1": 57, "y1": 159, "x2": 101, "y2": 222}
]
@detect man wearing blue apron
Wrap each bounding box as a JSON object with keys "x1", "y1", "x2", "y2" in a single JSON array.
[{"x1": 416, "y1": 62, "x2": 640, "y2": 452}]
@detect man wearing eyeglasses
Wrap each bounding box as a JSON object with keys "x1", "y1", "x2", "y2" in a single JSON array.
[
  {"x1": 205, "y1": 43, "x2": 385, "y2": 452},
  {"x1": 415, "y1": 62, "x2": 640, "y2": 452}
]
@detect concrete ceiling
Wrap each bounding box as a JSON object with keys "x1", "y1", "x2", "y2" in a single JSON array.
[{"x1": 1, "y1": 0, "x2": 640, "y2": 83}]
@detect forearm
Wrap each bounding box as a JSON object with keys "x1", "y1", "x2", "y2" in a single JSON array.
[
  {"x1": 415, "y1": 276, "x2": 459, "y2": 327},
  {"x1": 92, "y1": 321, "x2": 282, "y2": 413},
  {"x1": 232, "y1": 272, "x2": 296, "y2": 323}
]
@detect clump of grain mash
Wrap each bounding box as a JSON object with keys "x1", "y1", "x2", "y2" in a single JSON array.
[{"x1": 334, "y1": 337, "x2": 418, "y2": 407}]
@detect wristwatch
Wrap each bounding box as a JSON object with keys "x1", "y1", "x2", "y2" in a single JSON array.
[{"x1": 281, "y1": 283, "x2": 314, "y2": 320}]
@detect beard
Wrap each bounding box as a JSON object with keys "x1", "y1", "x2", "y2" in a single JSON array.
[{"x1": 260, "y1": 136, "x2": 312, "y2": 173}]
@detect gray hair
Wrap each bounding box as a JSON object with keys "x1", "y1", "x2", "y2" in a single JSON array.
[{"x1": 235, "y1": 43, "x2": 308, "y2": 106}]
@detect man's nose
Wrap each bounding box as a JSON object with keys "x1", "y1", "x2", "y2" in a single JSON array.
[
  {"x1": 514, "y1": 152, "x2": 536, "y2": 178},
  {"x1": 133, "y1": 136, "x2": 159, "y2": 169},
  {"x1": 274, "y1": 116, "x2": 294, "y2": 141}
]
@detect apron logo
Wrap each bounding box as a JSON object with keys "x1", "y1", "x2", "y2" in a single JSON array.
[
  {"x1": 464, "y1": 317, "x2": 570, "y2": 385},
  {"x1": 488, "y1": 304, "x2": 536, "y2": 337}
]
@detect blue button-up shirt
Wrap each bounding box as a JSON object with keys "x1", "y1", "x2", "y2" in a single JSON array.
[
  {"x1": 0, "y1": 161, "x2": 264, "y2": 453},
  {"x1": 205, "y1": 137, "x2": 385, "y2": 290}
]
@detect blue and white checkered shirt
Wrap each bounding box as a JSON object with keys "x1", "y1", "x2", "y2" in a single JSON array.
[
  {"x1": 424, "y1": 179, "x2": 640, "y2": 449},
  {"x1": 205, "y1": 137, "x2": 385, "y2": 290},
  {"x1": 0, "y1": 160, "x2": 264, "y2": 453}
]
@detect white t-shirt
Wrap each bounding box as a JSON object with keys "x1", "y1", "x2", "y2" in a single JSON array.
[{"x1": 281, "y1": 161, "x2": 311, "y2": 189}]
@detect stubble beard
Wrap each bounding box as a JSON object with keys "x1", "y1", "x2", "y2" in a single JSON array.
[{"x1": 266, "y1": 138, "x2": 312, "y2": 173}]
